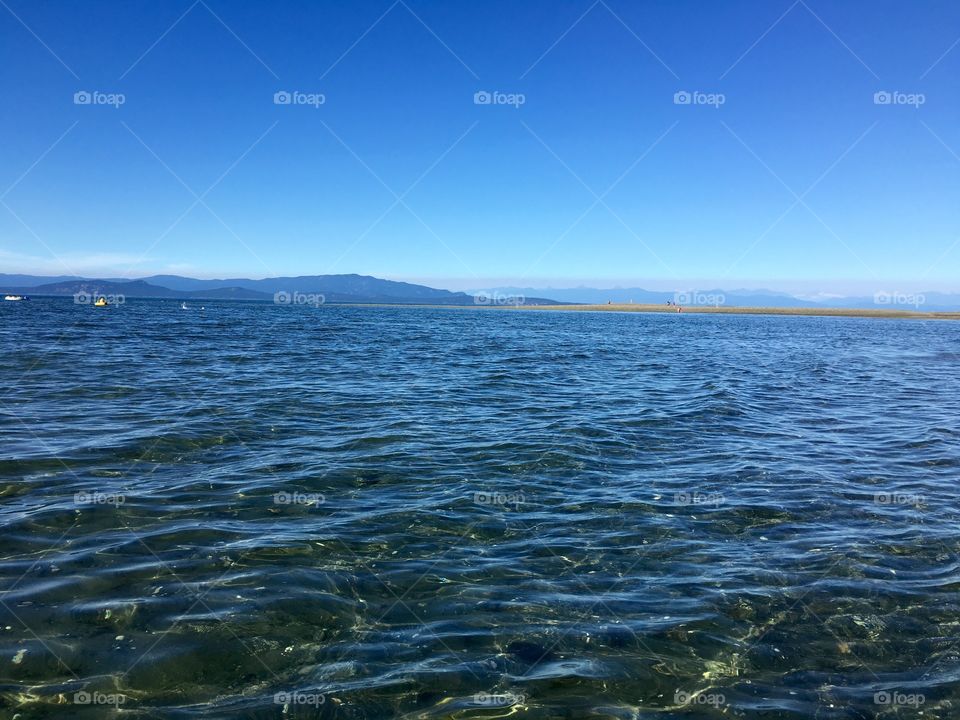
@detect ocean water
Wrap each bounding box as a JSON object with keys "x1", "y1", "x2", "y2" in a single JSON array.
[{"x1": 1, "y1": 299, "x2": 959, "y2": 719}]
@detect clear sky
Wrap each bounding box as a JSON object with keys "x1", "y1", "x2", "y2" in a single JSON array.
[{"x1": 1, "y1": 0, "x2": 958, "y2": 293}]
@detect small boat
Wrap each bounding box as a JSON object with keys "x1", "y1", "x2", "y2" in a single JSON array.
[
  {"x1": 4, "y1": 295, "x2": 27, "y2": 301},
  {"x1": 94, "y1": 297, "x2": 109, "y2": 307},
  {"x1": 180, "y1": 302, "x2": 188, "y2": 310}
]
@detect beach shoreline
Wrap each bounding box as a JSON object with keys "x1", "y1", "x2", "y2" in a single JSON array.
[{"x1": 512, "y1": 303, "x2": 960, "y2": 320}]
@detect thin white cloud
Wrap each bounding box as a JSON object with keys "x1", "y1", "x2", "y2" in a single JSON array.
[{"x1": 0, "y1": 248, "x2": 156, "y2": 276}]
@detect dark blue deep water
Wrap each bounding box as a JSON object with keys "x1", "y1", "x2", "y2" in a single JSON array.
[{"x1": 2, "y1": 299, "x2": 960, "y2": 718}]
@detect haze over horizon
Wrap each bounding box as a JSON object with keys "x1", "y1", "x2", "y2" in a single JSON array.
[
  {"x1": 3, "y1": 270, "x2": 957, "y2": 299},
  {"x1": 2, "y1": 0, "x2": 959, "y2": 294}
]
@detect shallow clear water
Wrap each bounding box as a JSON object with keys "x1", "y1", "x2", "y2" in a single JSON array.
[{"x1": 1, "y1": 299, "x2": 959, "y2": 718}]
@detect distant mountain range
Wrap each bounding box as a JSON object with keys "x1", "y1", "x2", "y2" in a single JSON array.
[
  {"x1": 4, "y1": 274, "x2": 958, "y2": 310},
  {"x1": 0, "y1": 274, "x2": 562, "y2": 306},
  {"x1": 470, "y1": 285, "x2": 960, "y2": 311}
]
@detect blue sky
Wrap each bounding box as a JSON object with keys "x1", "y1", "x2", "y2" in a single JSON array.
[{"x1": 1, "y1": 0, "x2": 958, "y2": 293}]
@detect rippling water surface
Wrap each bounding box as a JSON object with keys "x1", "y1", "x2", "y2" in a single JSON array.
[{"x1": 2, "y1": 299, "x2": 959, "y2": 718}]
